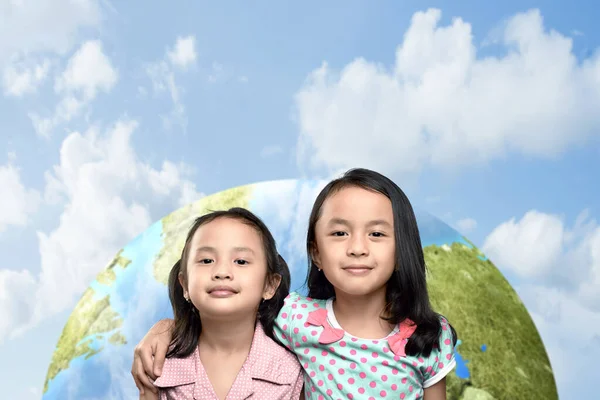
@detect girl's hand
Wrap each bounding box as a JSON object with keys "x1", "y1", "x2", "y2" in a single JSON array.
[
  {"x1": 131, "y1": 319, "x2": 174, "y2": 395},
  {"x1": 423, "y1": 377, "x2": 447, "y2": 400}
]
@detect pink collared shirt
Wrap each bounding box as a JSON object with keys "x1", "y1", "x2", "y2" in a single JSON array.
[{"x1": 154, "y1": 322, "x2": 304, "y2": 400}]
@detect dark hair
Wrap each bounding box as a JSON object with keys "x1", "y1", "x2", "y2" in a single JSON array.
[
  {"x1": 166, "y1": 207, "x2": 291, "y2": 358},
  {"x1": 306, "y1": 168, "x2": 457, "y2": 357}
]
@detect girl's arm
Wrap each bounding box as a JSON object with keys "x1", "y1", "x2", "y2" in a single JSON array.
[
  {"x1": 423, "y1": 377, "x2": 447, "y2": 400},
  {"x1": 139, "y1": 388, "x2": 159, "y2": 400}
]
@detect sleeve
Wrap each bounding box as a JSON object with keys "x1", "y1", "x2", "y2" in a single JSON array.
[
  {"x1": 289, "y1": 369, "x2": 305, "y2": 400},
  {"x1": 273, "y1": 292, "x2": 300, "y2": 350},
  {"x1": 421, "y1": 316, "x2": 456, "y2": 388}
]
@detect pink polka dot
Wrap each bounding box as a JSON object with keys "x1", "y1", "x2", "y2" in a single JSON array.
[
  {"x1": 358, "y1": 388, "x2": 365, "y2": 394},
  {"x1": 319, "y1": 365, "x2": 325, "y2": 371},
  {"x1": 310, "y1": 386, "x2": 316, "y2": 392},
  {"x1": 349, "y1": 362, "x2": 357, "y2": 369},
  {"x1": 318, "y1": 380, "x2": 323, "y2": 387},
  {"x1": 302, "y1": 335, "x2": 308, "y2": 342},
  {"x1": 310, "y1": 356, "x2": 316, "y2": 362},
  {"x1": 444, "y1": 338, "x2": 451, "y2": 345},
  {"x1": 372, "y1": 340, "x2": 379, "y2": 344},
  {"x1": 394, "y1": 355, "x2": 400, "y2": 361},
  {"x1": 382, "y1": 347, "x2": 389, "y2": 353},
  {"x1": 360, "y1": 344, "x2": 368, "y2": 350},
  {"x1": 292, "y1": 304, "x2": 297, "y2": 309},
  {"x1": 371, "y1": 352, "x2": 378, "y2": 358},
  {"x1": 311, "y1": 330, "x2": 318, "y2": 336},
  {"x1": 380, "y1": 390, "x2": 387, "y2": 397},
  {"x1": 369, "y1": 381, "x2": 376, "y2": 388},
  {"x1": 321, "y1": 350, "x2": 328, "y2": 356},
  {"x1": 295, "y1": 341, "x2": 300, "y2": 347},
  {"x1": 391, "y1": 384, "x2": 397, "y2": 391},
  {"x1": 340, "y1": 341, "x2": 347, "y2": 347},
  {"x1": 337, "y1": 383, "x2": 343, "y2": 390},
  {"x1": 303, "y1": 362, "x2": 308, "y2": 369},
  {"x1": 369, "y1": 397, "x2": 375, "y2": 400},
  {"x1": 341, "y1": 355, "x2": 347, "y2": 360},
  {"x1": 313, "y1": 302, "x2": 319, "y2": 307},
  {"x1": 306, "y1": 296, "x2": 313, "y2": 301},
  {"x1": 348, "y1": 377, "x2": 355, "y2": 384},
  {"x1": 303, "y1": 348, "x2": 309, "y2": 354},
  {"x1": 328, "y1": 374, "x2": 334, "y2": 381},
  {"x1": 382, "y1": 360, "x2": 389, "y2": 366},
  {"x1": 329, "y1": 346, "x2": 336, "y2": 352},
  {"x1": 360, "y1": 357, "x2": 367, "y2": 363},
  {"x1": 370, "y1": 366, "x2": 377, "y2": 372},
  {"x1": 359, "y1": 372, "x2": 366, "y2": 379},
  {"x1": 400, "y1": 393, "x2": 406, "y2": 399},
  {"x1": 318, "y1": 396, "x2": 324, "y2": 400},
  {"x1": 304, "y1": 322, "x2": 310, "y2": 327},
  {"x1": 426, "y1": 366, "x2": 432, "y2": 373},
  {"x1": 338, "y1": 368, "x2": 345, "y2": 375},
  {"x1": 301, "y1": 303, "x2": 307, "y2": 308},
  {"x1": 409, "y1": 385, "x2": 413, "y2": 392},
  {"x1": 439, "y1": 362, "x2": 445, "y2": 369},
  {"x1": 381, "y1": 375, "x2": 388, "y2": 381},
  {"x1": 350, "y1": 349, "x2": 357, "y2": 355},
  {"x1": 327, "y1": 389, "x2": 333, "y2": 396},
  {"x1": 418, "y1": 357, "x2": 424, "y2": 363},
  {"x1": 446, "y1": 353, "x2": 452, "y2": 360},
  {"x1": 281, "y1": 312, "x2": 288, "y2": 318},
  {"x1": 329, "y1": 359, "x2": 336, "y2": 365},
  {"x1": 392, "y1": 368, "x2": 399, "y2": 375},
  {"x1": 296, "y1": 313, "x2": 303, "y2": 319},
  {"x1": 410, "y1": 371, "x2": 415, "y2": 377},
  {"x1": 401, "y1": 363, "x2": 407, "y2": 369},
  {"x1": 310, "y1": 371, "x2": 316, "y2": 377},
  {"x1": 443, "y1": 324, "x2": 448, "y2": 330},
  {"x1": 401, "y1": 377, "x2": 407, "y2": 384},
  {"x1": 413, "y1": 361, "x2": 418, "y2": 367},
  {"x1": 348, "y1": 394, "x2": 354, "y2": 400},
  {"x1": 435, "y1": 356, "x2": 439, "y2": 362}
]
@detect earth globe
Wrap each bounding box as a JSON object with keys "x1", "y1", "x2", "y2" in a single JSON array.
[{"x1": 41, "y1": 179, "x2": 558, "y2": 399}]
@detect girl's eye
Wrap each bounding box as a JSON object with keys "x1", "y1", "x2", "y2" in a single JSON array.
[
  {"x1": 371, "y1": 232, "x2": 385, "y2": 237},
  {"x1": 235, "y1": 259, "x2": 249, "y2": 265},
  {"x1": 332, "y1": 231, "x2": 347, "y2": 237},
  {"x1": 198, "y1": 259, "x2": 213, "y2": 264}
]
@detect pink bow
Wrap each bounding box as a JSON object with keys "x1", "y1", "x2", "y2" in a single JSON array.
[
  {"x1": 387, "y1": 319, "x2": 417, "y2": 357},
  {"x1": 306, "y1": 308, "x2": 345, "y2": 344}
]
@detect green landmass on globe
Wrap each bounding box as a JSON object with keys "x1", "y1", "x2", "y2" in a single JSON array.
[
  {"x1": 43, "y1": 251, "x2": 132, "y2": 393},
  {"x1": 42, "y1": 181, "x2": 558, "y2": 399},
  {"x1": 425, "y1": 242, "x2": 557, "y2": 399}
]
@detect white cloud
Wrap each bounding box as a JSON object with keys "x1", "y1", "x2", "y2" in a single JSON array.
[
  {"x1": 0, "y1": 119, "x2": 203, "y2": 342},
  {"x1": 2, "y1": 58, "x2": 50, "y2": 96},
  {"x1": 456, "y1": 217, "x2": 477, "y2": 233},
  {"x1": 29, "y1": 40, "x2": 118, "y2": 137},
  {"x1": 260, "y1": 145, "x2": 284, "y2": 158},
  {"x1": 145, "y1": 36, "x2": 198, "y2": 132},
  {"x1": 294, "y1": 8, "x2": 600, "y2": 176},
  {"x1": 0, "y1": 161, "x2": 41, "y2": 232},
  {"x1": 0, "y1": 0, "x2": 101, "y2": 65},
  {"x1": 167, "y1": 35, "x2": 197, "y2": 69}
]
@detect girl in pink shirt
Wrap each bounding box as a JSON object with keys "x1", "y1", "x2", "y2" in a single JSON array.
[{"x1": 141, "y1": 207, "x2": 304, "y2": 400}]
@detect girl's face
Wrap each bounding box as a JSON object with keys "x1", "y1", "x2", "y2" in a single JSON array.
[
  {"x1": 180, "y1": 217, "x2": 279, "y2": 320},
  {"x1": 312, "y1": 186, "x2": 396, "y2": 297}
]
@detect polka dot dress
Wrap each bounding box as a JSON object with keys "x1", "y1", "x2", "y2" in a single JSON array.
[{"x1": 274, "y1": 292, "x2": 456, "y2": 400}]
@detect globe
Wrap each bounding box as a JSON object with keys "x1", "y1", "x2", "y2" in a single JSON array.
[{"x1": 41, "y1": 179, "x2": 558, "y2": 399}]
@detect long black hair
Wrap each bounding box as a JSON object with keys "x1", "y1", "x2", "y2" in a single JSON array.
[
  {"x1": 306, "y1": 168, "x2": 457, "y2": 357},
  {"x1": 166, "y1": 207, "x2": 291, "y2": 358}
]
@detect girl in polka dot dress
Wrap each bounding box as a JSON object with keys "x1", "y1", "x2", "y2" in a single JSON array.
[
  {"x1": 133, "y1": 168, "x2": 458, "y2": 400},
  {"x1": 273, "y1": 168, "x2": 458, "y2": 400},
  {"x1": 137, "y1": 208, "x2": 304, "y2": 400}
]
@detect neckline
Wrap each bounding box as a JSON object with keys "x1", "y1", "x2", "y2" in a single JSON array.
[{"x1": 325, "y1": 298, "x2": 400, "y2": 340}]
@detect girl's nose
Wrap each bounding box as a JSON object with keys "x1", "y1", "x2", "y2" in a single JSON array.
[
  {"x1": 348, "y1": 235, "x2": 369, "y2": 257},
  {"x1": 212, "y1": 263, "x2": 233, "y2": 280}
]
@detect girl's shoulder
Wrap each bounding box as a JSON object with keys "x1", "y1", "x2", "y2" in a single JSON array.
[{"x1": 280, "y1": 291, "x2": 328, "y2": 314}]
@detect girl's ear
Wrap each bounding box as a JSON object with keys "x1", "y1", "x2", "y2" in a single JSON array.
[
  {"x1": 178, "y1": 272, "x2": 188, "y2": 298},
  {"x1": 310, "y1": 242, "x2": 321, "y2": 268},
  {"x1": 263, "y1": 273, "x2": 282, "y2": 300}
]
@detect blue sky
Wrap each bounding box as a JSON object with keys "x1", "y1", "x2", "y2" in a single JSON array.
[{"x1": 1, "y1": 1, "x2": 599, "y2": 398}]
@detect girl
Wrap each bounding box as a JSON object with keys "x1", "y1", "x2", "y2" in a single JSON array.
[
  {"x1": 133, "y1": 169, "x2": 458, "y2": 400},
  {"x1": 138, "y1": 207, "x2": 304, "y2": 400}
]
